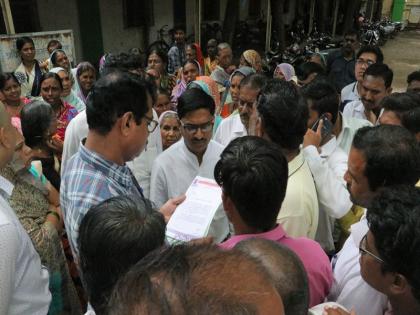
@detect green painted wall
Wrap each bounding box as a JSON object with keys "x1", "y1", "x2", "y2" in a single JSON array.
[{"x1": 391, "y1": 0, "x2": 406, "y2": 21}]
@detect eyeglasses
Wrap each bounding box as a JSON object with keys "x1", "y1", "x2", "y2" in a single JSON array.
[
  {"x1": 180, "y1": 120, "x2": 213, "y2": 134},
  {"x1": 359, "y1": 233, "x2": 384, "y2": 263},
  {"x1": 356, "y1": 58, "x2": 375, "y2": 67},
  {"x1": 344, "y1": 37, "x2": 357, "y2": 43},
  {"x1": 144, "y1": 115, "x2": 158, "y2": 133}
]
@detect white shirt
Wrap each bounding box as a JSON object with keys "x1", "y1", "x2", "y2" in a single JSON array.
[
  {"x1": 0, "y1": 175, "x2": 51, "y2": 315},
  {"x1": 309, "y1": 302, "x2": 349, "y2": 315},
  {"x1": 213, "y1": 113, "x2": 247, "y2": 146},
  {"x1": 303, "y1": 137, "x2": 350, "y2": 252},
  {"x1": 342, "y1": 100, "x2": 367, "y2": 121},
  {"x1": 150, "y1": 140, "x2": 229, "y2": 243},
  {"x1": 337, "y1": 113, "x2": 372, "y2": 155},
  {"x1": 277, "y1": 151, "x2": 319, "y2": 239},
  {"x1": 328, "y1": 213, "x2": 389, "y2": 315},
  {"x1": 341, "y1": 81, "x2": 360, "y2": 105},
  {"x1": 61, "y1": 110, "x2": 162, "y2": 198}
]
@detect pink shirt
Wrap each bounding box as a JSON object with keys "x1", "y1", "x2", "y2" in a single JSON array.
[{"x1": 220, "y1": 225, "x2": 333, "y2": 307}]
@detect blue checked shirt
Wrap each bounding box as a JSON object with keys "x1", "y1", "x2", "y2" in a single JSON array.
[
  {"x1": 60, "y1": 143, "x2": 144, "y2": 258},
  {"x1": 167, "y1": 44, "x2": 186, "y2": 74}
]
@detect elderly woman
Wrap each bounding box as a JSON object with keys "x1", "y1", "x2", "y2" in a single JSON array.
[
  {"x1": 40, "y1": 72, "x2": 78, "y2": 142},
  {"x1": 0, "y1": 125, "x2": 81, "y2": 314},
  {"x1": 239, "y1": 49, "x2": 262, "y2": 73},
  {"x1": 50, "y1": 67, "x2": 85, "y2": 112},
  {"x1": 274, "y1": 63, "x2": 297, "y2": 83},
  {"x1": 159, "y1": 111, "x2": 181, "y2": 150},
  {"x1": 14, "y1": 36, "x2": 45, "y2": 97},
  {"x1": 21, "y1": 100, "x2": 62, "y2": 191},
  {"x1": 223, "y1": 66, "x2": 256, "y2": 117},
  {"x1": 74, "y1": 62, "x2": 96, "y2": 104}
]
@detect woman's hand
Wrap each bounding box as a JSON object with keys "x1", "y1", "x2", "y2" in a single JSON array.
[
  {"x1": 323, "y1": 305, "x2": 356, "y2": 315},
  {"x1": 45, "y1": 205, "x2": 63, "y2": 233},
  {"x1": 47, "y1": 135, "x2": 63, "y2": 154}
]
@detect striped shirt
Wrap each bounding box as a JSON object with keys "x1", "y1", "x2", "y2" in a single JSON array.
[{"x1": 61, "y1": 143, "x2": 143, "y2": 258}]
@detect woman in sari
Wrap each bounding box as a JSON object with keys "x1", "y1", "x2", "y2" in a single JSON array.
[
  {"x1": 50, "y1": 49, "x2": 76, "y2": 91},
  {"x1": 0, "y1": 72, "x2": 31, "y2": 118},
  {"x1": 40, "y1": 72, "x2": 78, "y2": 142},
  {"x1": 222, "y1": 66, "x2": 256, "y2": 117},
  {"x1": 21, "y1": 100, "x2": 62, "y2": 192},
  {"x1": 239, "y1": 49, "x2": 263, "y2": 73},
  {"x1": 75, "y1": 62, "x2": 96, "y2": 105},
  {"x1": 159, "y1": 111, "x2": 182, "y2": 151},
  {"x1": 186, "y1": 43, "x2": 204, "y2": 69},
  {"x1": 171, "y1": 60, "x2": 201, "y2": 106},
  {"x1": 1, "y1": 127, "x2": 81, "y2": 314},
  {"x1": 273, "y1": 63, "x2": 297, "y2": 83},
  {"x1": 187, "y1": 76, "x2": 223, "y2": 133},
  {"x1": 50, "y1": 67, "x2": 85, "y2": 112},
  {"x1": 147, "y1": 49, "x2": 176, "y2": 93},
  {"x1": 14, "y1": 36, "x2": 44, "y2": 98}
]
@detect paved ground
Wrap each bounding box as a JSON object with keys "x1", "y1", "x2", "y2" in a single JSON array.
[{"x1": 381, "y1": 29, "x2": 420, "y2": 92}]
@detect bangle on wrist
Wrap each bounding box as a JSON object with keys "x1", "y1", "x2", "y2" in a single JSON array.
[{"x1": 47, "y1": 210, "x2": 60, "y2": 221}]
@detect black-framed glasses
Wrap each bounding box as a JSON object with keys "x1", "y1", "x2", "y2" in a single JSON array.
[
  {"x1": 356, "y1": 58, "x2": 375, "y2": 67},
  {"x1": 359, "y1": 233, "x2": 384, "y2": 263},
  {"x1": 180, "y1": 120, "x2": 213, "y2": 134},
  {"x1": 144, "y1": 115, "x2": 158, "y2": 133}
]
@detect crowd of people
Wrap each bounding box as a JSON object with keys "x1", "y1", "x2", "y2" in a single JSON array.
[{"x1": 0, "y1": 23, "x2": 419, "y2": 315}]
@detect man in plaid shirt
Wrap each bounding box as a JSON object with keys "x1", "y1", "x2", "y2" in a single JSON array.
[
  {"x1": 167, "y1": 25, "x2": 186, "y2": 74},
  {"x1": 61, "y1": 71, "x2": 183, "y2": 258}
]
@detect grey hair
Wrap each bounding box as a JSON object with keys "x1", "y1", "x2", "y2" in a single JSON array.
[{"x1": 217, "y1": 42, "x2": 231, "y2": 52}]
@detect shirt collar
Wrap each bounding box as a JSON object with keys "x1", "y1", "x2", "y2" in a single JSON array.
[
  {"x1": 233, "y1": 114, "x2": 247, "y2": 134},
  {"x1": 229, "y1": 224, "x2": 287, "y2": 244},
  {"x1": 0, "y1": 175, "x2": 14, "y2": 197},
  {"x1": 353, "y1": 100, "x2": 364, "y2": 113},
  {"x1": 288, "y1": 151, "x2": 305, "y2": 177},
  {"x1": 79, "y1": 144, "x2": 135, "y2": 189}
]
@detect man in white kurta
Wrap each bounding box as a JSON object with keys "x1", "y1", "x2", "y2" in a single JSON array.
[
  {"x1": 150, "y1": 87, "x2": 229, "y2": 243},
  {"x1": 213, "y1": 113, "x2": 246, "y2": 146},
  {"x1": 150, "y1": 139, "x2": 228, "y2": 243},
  {"x1": 303, "y1": 136, "x2": 350, "y2": 251}
]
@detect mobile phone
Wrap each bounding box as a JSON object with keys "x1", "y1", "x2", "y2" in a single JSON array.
[{"x1": 312, "y1": 113, "x2": 333, "y2": 139}]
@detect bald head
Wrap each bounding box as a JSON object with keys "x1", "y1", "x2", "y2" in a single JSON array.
[
  {"x1": 108, "y1": 244, "x2": 285, "y2": 315},
  {"x1": 236, "y1": 238, "x2": 309, "y2": 315}
]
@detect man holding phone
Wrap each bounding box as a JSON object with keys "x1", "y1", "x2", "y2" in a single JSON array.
[{"x1": 301, "y1": 79, "x2": 352, "y2": 253}]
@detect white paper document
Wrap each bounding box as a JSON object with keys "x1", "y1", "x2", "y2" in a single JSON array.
[{"x1": 166, "y1": 176, "x2": 222, "y2": 244}]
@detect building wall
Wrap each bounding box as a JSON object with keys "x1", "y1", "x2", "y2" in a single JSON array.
[
  {"x1": 382, "y1": 0, "x2": 394, "y2": 16},
  {"x1": 148, "y1": 0, "x2": 174, "y2": 43},
  {"x1": 37, "y1": 0, "x2": 82, "y2": 62},
  {"x1": 98, "y1": 0, "x2": 144, "y2": 53}
]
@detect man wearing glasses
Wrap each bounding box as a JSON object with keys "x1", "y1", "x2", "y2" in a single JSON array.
[
  {"x1": 328, "y1": 125, "x2": 420, "y2": 315},
  {"x1": 343, "y1": 64, "x2": 393, "y2": 124},
  {"x1": 359, "y1": 185, "x2": 420, "y2": 315},
  {"x1": 327, "y1": 30, "x2": 360, "y2": 92},
  {"x1": 61, "y1": 72, "x2": 183, "y2": 259},
  {"x1": 150, "y1": 87, "x2": 229, "y2": 243},
  {"x1": 341, "y1": 45, "x2": 384, "y2": 109}
]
